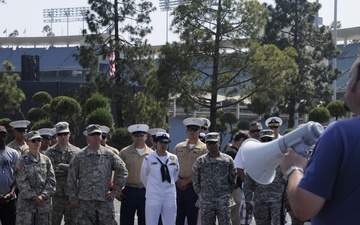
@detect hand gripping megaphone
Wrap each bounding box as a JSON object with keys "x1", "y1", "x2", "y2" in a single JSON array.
[{"x1": 241, "y1": 121, "x2": 324, "y2": 185}]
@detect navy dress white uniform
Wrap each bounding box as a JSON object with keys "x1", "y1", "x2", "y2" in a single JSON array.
[{"x1": 140, "y1": 132, "x2": 179, "y2": 225}]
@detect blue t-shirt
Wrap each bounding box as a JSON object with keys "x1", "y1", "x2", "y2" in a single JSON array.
[
  {"x1": 299, "y1": 117, "x2": 360, "y2": 224},
  {"x1": 0, "y1": 146, "x2": 18, "y2": 196}
]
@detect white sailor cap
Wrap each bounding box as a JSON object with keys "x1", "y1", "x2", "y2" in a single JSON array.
[
  {"x1": 265, "y1": 117, "x2": 283, "y2": 127},
  {"x1": 199, "y1": 118, "x2": 211, "y2": 129},
  {"x1": 38, "y1": 128, "x2": 56, "y2": 138},
  {"x1": 148, "y1": 128, "x2": 166, "y2": 136},
  {"x1": 10, "y1": 120, "x2": 30, "y2": 129},
  {"x1": 128, "y1": 124, "x2": 149, "y2": 135},
  {"x1": 155, "y1": 131, "x2": 171, "y2": 143},
  {"x1": 183, "y1": 117, "x2": 204, "y2": 128},
  {"x1": 100, "y1": 125, "x2": 110, "y2": 134}
]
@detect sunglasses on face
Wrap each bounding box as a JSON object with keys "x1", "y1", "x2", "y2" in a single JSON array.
[
  {"x1": 269, "y1": 126, "x2": 279, "y2": 129},
  {"x1": 101, "y1": 134, "x2": 107, "y2": 139},
  {"x1": 187, "y1": 127, "x2": 199, "y2": 132},
  {"x1": 57, "y1": 132, "x2": 69, "y2": 137},
  {"x1": 158, "y1": 140, "x2": 169, "y2": 144},
  {"x1": 206, "y1": 141, "x2": 217, "y2": 145},
  {"x1": 88, "y1": 132, "x2": 101, "y2": 136},
  {"x1": 15, "y1": 128, "x2": 27, "y2": 133},
  {"x1": 133, "y1": 133, "x2": 145, "y2": 138},
  {"x1": 31, "y1": 139, "x2": 42, "y2": 143},
  {"x1": 249, "y1": 129, "x2": 261, "y2": 133}
]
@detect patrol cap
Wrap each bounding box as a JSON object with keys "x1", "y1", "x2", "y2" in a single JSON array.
[
  {"x1": 55, "y1": 122, "x2": 70, "y2": 134},
  {"x1": 38, "y1": 128, "x2": 56, "y2": 139},
  {"x1": 128, "y1": 124, "x2": 149, "y2": 135},
  {"x1": 205, "y1": 132, "x2": 220, "y2": 142},
  {"x1": 24, "y1": 131, "x2": 42, "y2": 141},
  {"x1": 86, "y1": 124, "x2": 102, "y2": 135},
  {"x1": 183, "y1": 117, "x2": 204, "y2": 128},
  {"x1": 148, "y1": 128, "x2": 166, "y2": 137},
  {"x1": 10, "y1": 120, "x2": 30, "y2": 129},
  {"x1": 0, "y1": 126, "x2": 7, "y2": 133},
  {"x1": 199, "y1": 118, "x2": 211, "y2": 129},
  {"x1": 155, "y1": 132, "x2": 171, "y2": 143},
  {"x1": 260, "y1": 129, "x2": 275, "y2": 138},
  {"x1": 265, "y1": 117, "x2": 283, "y2": 127}
]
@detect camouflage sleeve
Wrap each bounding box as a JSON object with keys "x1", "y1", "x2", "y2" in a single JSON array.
[
  {"x1": 14, "y1": 160, "x2": 37, "y2": 199},
  {"x1": 243, "y1": 174, "x2": 256, "y2": 203},
  {"x1": 41, "y1": 158, "x2": 56, "y2": 199},
  {"x1": 192, "y1": 158, "x2": 201, "y2": 195},
  {"x1": 228, "y1": 159, "x2": 237, "y2": 193},
  {"x1": 112, "y1": 154, "x2": 128, "y2": 193},
  {"x1": 67, "y1": 155, "x2": 79, "y2": 202}
]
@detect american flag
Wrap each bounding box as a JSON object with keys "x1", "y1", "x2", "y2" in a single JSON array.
[{"x1": 109, "y1": 51, "x2": 115, "y2": 78}]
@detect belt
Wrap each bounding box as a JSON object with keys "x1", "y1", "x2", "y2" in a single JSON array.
[{"x1": 125, "y1": 184, "x2": 145, "y2": 188}]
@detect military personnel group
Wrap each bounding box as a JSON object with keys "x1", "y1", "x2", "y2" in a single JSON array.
[{"x1": 0, "y1": 116, "x2": 304, "y2": 225}]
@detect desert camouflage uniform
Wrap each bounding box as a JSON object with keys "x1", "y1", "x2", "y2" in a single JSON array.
[
  {"x1": 104, "y1": 144, "x2": 119, "y2": 155},
  {"x1": 15, "y1": 152, "x2": 56, "y2": 225},
  {"x1": 45, "y1": 143, "x2": 80, "y2": 225},
  {"x1": 243, "y1": 166, "x2": 286, "y2": 225},
  {"x1": 67, "y1": 146, "x2": 128, "y2": 225},
  {"x1": 192, "y1": 152, "x2": 237, "y2": 225},
  {"x1": 7, "y1": 140, "x2": 29, "y2": 156}
]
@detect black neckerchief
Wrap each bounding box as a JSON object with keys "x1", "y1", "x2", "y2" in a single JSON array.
[{"x1": 155, "y1": 157, "x2": 171, "y2": 183}]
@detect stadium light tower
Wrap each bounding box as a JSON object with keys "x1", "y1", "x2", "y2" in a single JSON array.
[
  {"x1": 159, "y1": 0, "x2": 180, "y2": 43},
  {"x1": 43, "y1": 7, "x2": 89, "y2": 36}
]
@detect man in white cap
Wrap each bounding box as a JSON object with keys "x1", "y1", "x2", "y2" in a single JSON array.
[
  {"x1": 45, "y1": 122, "x2": 80, "y2": 225},
  {"x1": 265, "y1": 116, "x2": 283, "y2": 139},
  {"x1": 148, "y1": 128, "x2": 166, "y2": 150},
  {"x1": 7, "y1": 120, "x2": 30, "y2": 155},
  {"x1": 173, "y1": 117, "x2": 208, "y2": 225},
  {"x1": 68, "y1": 124, "x2": 128, "y2": 225},
  {"x1": 38, "y1": 128, "x2": 56, "y2": 154},
  {"x1": 118, "y1": 124, "x2": 153, "y2": 225},
  {"x1": 100, "y1": 125, "x2": 119, "y2": 155},
  {"x1": 140, "y1": 132, "x2": 179, "y2": 225},
  {"x1": 199, "y1": 118, "x2": 210, "y2": 134}
]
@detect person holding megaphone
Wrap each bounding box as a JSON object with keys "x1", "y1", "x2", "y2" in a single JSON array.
[{"x1": 280, "y1": 58, "x2": 360, "y2": 225}]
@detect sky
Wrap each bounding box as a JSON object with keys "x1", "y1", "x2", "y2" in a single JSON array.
[{"x1": 0, "y1": 0, "x2": 358, "y2": 46}]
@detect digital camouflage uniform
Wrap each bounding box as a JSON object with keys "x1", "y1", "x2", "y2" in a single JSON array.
[
  {"x1": 192, "y1": 152, "x2": 237, "y2": 225},
  {"x1": 15, "y1": 152, "x2": 56, "y2": 225},
  {"x1": 67, "y1": 146, "x2": 128, "y2": 225},
  {"x1": 45, "y1": 143, "x2": 80, "y2": 225},
  {"x1": 243, "y1": 166, "x2": 286, "y2": 225}
]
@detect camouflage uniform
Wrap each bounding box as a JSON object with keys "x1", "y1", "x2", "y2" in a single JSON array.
[
  {"x1": 15, "y1": 152, "x2": 56, "y2": 225},
  {"x1": 243, "y1": 166, "x2": 286, "y2": 225},
  {"x1": 7, "y1": 140, "x2": 29, "y2": 156},
  {"x1": 192, "y1": 152, "x2": 237, "y2": 225},
  {"x1": 67, "y1": 146, "x2": 128, "y2": 225},
  {"x1": 45, "y1": 143, "x2": 80, "y2": 225}
]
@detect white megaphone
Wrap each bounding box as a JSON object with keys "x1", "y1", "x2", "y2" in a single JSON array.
[{"x1": 241, "y1": 121, "x2": 324, "y2": 185}]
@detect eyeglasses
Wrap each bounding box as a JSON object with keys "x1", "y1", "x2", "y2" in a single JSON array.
[
  {"x1": 57, "y1": 132, "x2": 69, "y2": 137},
  {"x1": 206, "y1": 141, "x2": 217, "y2": 145},
  {"x1": 249, "y1": 129, "x2": 261, "y2": 133},
  {"x1": 88, "y1": 132, "x2": 101, "y2": 136},
  {"x1": 158, "y1": 140, "x2": 169, "y2": 144},
  {"x1": 15, "y1": 128, "x2": 27, "y2": 133},
  {"x1": 187, "y1": 127, "x2": 199, "y2": 132},
  {"x1": 133, "y1": 133, "x2": 145, "y2": 138},
  {"x1": 269, "y1": 126, "x2": 279, "y2": 129},
  {"x1": 31, "y1": 139, "x2": 42, "y2": 143}
]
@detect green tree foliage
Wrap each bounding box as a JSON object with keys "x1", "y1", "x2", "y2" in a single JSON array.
[
  {"x1": 86, "y1": 107, "x2": 114, "y2": 128},
  {"x1": 262, "y1": 0, "x2": 341, "y2": 127},
  {"x1": 237, "y1": 120, "x2": 250, "y2": 131},
  {"x1": 31, "y1": 119, "x2": 55, "y2": 131},
  {"x1": 42, "y1": 103, "x2": 51, "y2": 112},
  {"x1": 43, "y1": 25, "x2": 55, "y2": 36},
  {"x1": 76, "y1": 0, "x2": 157, "y2": 127},
  {"x1": 111, "y1": 127, "x2": 132, "y2": 150},
  {"x1": 84, "y1": 92, "x2": 111, "y2": 113},
  {"x1": 326, "y1": 100, "x2": 347, "y2": 120},
  {"x1": 27, "y1": 108, "x2": 50, "y2": 122},
  {"x1": 157, "y1": 0, "x2": 297, "y2": 131},
  {"x1": 283, "y1": 127, "x2": 295, "y2": 135},
  {"x1": 50, "y1": 96, "x2": 81, "y2": 134},
  {"x1": 0, "y1": 61, "x2": 26, "y2": 114},
  {"x1": 0, "y1": 118, "x2": 12, "y2": 131},
  {"x1": 308, "y1": 107, "x2": 331, "y2": 124},
  {"x1": 9, "y1": 30, "x2": 19, "y2": 37},
  {"x1": 32, "y1": 91, "x2": 52, "y2": 107}
]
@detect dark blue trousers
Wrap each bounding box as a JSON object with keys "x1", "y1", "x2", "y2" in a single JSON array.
[
  {"x1": 176, "y1": 184, "x2": 199, "y2": 225},
  {"x1": 120, "y1": 187, "x2": 146, "y2": 225}
]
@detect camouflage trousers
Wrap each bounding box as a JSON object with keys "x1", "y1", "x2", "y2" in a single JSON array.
[
  {"x1": 16, "y1": 211, "x2": 51, "y2": 225},
  {"x1": 77, "y1": 200, "x2": 117, "y2": 225},
  {"x1": 287, "y1": 210, "x2": 304, "y2": 225},
  {"x1": 200, "y1": 207, "x2": 232, "y2": 225},
  {"x1": 253, "y1": 201, "x2": 283, "y2": 225},
  {"x1": 52, "y1": 195, "x2": 76, "y2": 225}
]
